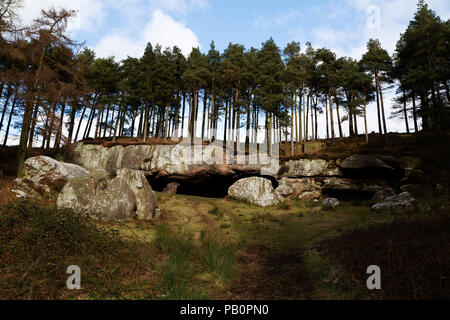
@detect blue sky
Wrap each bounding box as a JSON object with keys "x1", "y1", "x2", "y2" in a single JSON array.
[
  {"x1": 6, "y1": 0, "x2": 449, "y2": 145},
  {"x1": 19, "y1": 0, "x2": 450, "y2": 61}
]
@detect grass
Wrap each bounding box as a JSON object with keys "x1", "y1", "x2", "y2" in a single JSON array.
[
  {"x1": 0, "y1": 199, "x2": 244, "y2": 300},
  {"x1": 153, "y1": 224, "x2": 205, "y2": 300},
  {"x1": 1, "y1": 187, "x2": 448, "y2": 300},
  {"x1": 199, "y1": 231, "x2": 245, "y2": 280},
  {"x1": 0, "y1": 201, "x2": 158, "y2": 300},
  {"x1": 208, "y1": 206, "x2": 224, "y2": 219}
]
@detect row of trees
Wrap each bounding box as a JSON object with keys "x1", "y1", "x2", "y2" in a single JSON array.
[{"x1": 0, "y1": 0, "x2": 449, "y2": 177}]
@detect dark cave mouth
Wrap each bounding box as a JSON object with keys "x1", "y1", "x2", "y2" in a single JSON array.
[{"x1": 147, "y1": 174, "x2": 279, "y2": 199}]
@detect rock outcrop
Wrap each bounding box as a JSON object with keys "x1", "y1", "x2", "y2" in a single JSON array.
[
  {"x1": 339, "y1": 154, "x2": 396, "y2": 172},
  {"x1": 116, "y1": 169, "x2": 158, "y2": 220},
  {"x1": 228, "y1": 177, "x2": 281, "y2": 207},
  {"x1": 57, "y1": 170, "x2": 137, "y2": 221},
  {"x1": 73, "y1": 142, "x2": 273, "y2": 179},
  {"x1": 14, "y1": 156, "x2": 88, "y2": 194},
  {"x1": 275, "y1": 177, "x2": 322, "y2": 201},
  {"x1": 371, "y1": 192, "x2": 418, "y2": 214},
  {"x1": 280, "y1": 159, "x2": 328, "y2": 177},
  {"x1": 322, "y1": 177, "x2": 382, "y2": 194},
  {"x1": 71, "y1": 142, "x2": 428, "y2": 204}
]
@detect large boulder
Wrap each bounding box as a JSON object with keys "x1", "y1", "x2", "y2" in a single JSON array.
[
  {"x1": 228, "y1": 177, "x2": 282, "y2": 207},
  {"x1": 281, "y1": 159, "x2": 328, "y2": 177},
  {"x1": 14, "y1": 156, "x2": 88, "y2": 194},
  {"x1": 57, "y1": 171, "x2": 137, "y2": 221},
  {"x1": 275, "y1": 177, "x2": 322, "y2": 201},
  {"x1": 322, "y1": 198, "x2": 341, "y2": 209},
  {"x1": 371, "y1": 192, "x2": 418, "y2": 214},
  {"x1": 116, "y1": 169, "x2": 158, "y2": 220}
]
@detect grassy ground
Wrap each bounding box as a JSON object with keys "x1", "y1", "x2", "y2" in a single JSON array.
[
  {"x1": 1, "y1": 178, "x2": 448, "y2": 300},
  {"x1": 156, "y1": 192, "x2": 449, "y2": 300}
]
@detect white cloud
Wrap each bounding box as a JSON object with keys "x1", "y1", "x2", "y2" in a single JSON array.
[
  {"x1": 19, "y1": 0, "x2": 104, "y2": 32},
  {"x1": 94, "y1": 9, "x2": 200, "y2": 61},
  {"x1": 345, "y1": 0, "x2": 450, "y2": 54},
  {"x1": 94, "y1": 34, "x2": 145, "y2": 61},
  {"x1": 143, "y1": 10, "x2": 200, "y2": 55}
]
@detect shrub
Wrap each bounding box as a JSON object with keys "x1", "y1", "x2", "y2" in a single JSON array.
[{"x1": 0, "y1": 201, "x2": 154, "y2": 299}]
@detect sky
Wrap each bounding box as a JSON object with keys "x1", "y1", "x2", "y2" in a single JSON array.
[{"x1": 4, "y1": 0, "x2": 450, "y2": 145}]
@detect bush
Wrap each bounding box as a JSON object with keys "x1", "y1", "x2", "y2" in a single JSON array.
[{"x1": 0, "y1": 201, "x2": 155, "y2": 299}]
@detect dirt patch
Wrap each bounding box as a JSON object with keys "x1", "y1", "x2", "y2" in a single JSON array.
[{"x1": 225, "y1": 244, "x2": 315, "y2": 300}]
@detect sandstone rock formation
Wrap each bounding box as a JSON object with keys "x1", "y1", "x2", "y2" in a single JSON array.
[
  {"x1": 228, "y1": 177, "x2": 281, "y2": 207},
  {"x1": 116, "y1": 169, "x2": 158, "y2": 220},
  {"x1": 57, "y1": 170, "x2": 137, "y2": 221},
  {"x1": 280, "y1": 159, "x2": 328, "y2": 177},
  {"x1": 322, "y1": 177, "x2": 382, "y2": 193},
  {"x1": 73, "y1": 142, "x2": 273, "y2": 179},
  {"x1": 275, "y1": 177, "x2": 322, "y2": 200},
  {"x1": 339, "y1": 154, "x2": 396, "y2": 172},
  {"x1": 71, "y1": 142, "x2": 425, "y2": 203},
  {"x1": 14, "y1": 156, "x2": 88, "y2": 194}
]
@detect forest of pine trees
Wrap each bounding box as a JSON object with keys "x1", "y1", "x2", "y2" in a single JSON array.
[{"x1": 0, "y1": 0, "x2": 449, "y2": 177}]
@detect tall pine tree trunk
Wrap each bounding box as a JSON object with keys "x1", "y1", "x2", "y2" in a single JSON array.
[
  {"x1": 328, "y1": 93, "x2": 335, "y2": 142},
  {"x1": 0, "y1": 84, "x2": 12, "y2": 132},
  {"x1": 310, "y1": 94, "x2": 315, "y2": 141},
  {"x1": 3, "y1": 91, "x2": 17, "y2": 146},
  {"x1": 375, "y1": 84, "x2": 382, "y2": 134},
  {"x1": 325, "y1": 96, "x2": 329, "y2": 140},
  {"x1": 363, "y1": 94, "x2": 369, "y2": 144},
  {"x1": 375, "y1": 72, "x2": 388, "y2": 142},
  {"x1": 102, "y1": 104, "x2": 110, "y2": 138},
  {"x1": 335, "y1": 97, "x2": 343, "y2": 138},
  {"x1": 54, "y1": 101, "x2": 66, "y2": 149},
  {"x1": 74, "y1": 105, "x2": 87, "y2": 143},
  {"x1": 403, "y1": 90, "x2": 410, "y2": 134},
  {"x1": 412, "y1": 92, "x2": 418, "y2": 133},
  {"x1": 290, "y1": 94, "x2": 294, "y2": 157},
  {"x1": 27, "y1": 104, "x2": 39, "y2": 150}
]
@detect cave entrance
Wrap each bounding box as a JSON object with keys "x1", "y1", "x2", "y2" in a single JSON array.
[
  {"x1": 147, "y1": 174, "x2": 278, "y2": 199},
  {"x1": 322, "y1": 189, "x2": 375, "y2": 201}
]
